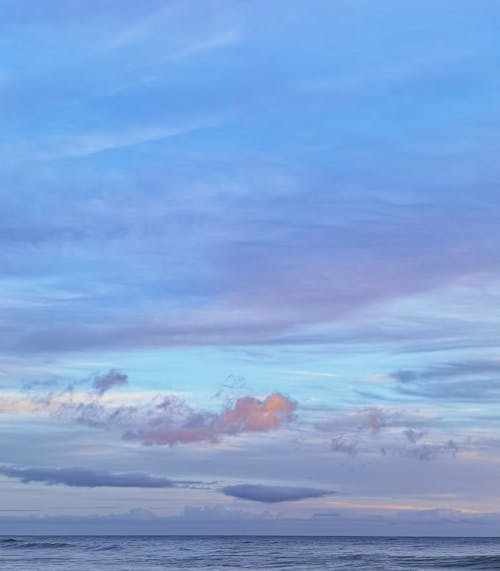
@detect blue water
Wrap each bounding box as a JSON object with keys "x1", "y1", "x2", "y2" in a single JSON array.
[{"x1": 1, "y1": 536, "x2": 500, "y2": 570}]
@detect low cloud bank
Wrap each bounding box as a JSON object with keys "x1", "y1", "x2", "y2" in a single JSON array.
[{"x1": 1, "y1": 506, "x2": 499, "y2": 536}]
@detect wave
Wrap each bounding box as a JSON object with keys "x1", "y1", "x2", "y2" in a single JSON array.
[
  {"x1": 438, "y1": 555, "x2": 500, "y2": 569},
  {"x1": 0, "y1": 539, "x2": 71, "y2": 549},
  {"x1": 392, "y1": 554, "x2": 500, "y2": 569},
  {"x1": 88, "y1": 543, "x2": 121, "y2": 552}
]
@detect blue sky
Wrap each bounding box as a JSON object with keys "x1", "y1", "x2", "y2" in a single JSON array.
[{"x1": 2, "y1": 0, "x2": 500, "y2": 534}]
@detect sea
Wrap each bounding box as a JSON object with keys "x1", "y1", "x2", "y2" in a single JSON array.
[{"x1": 1, "y1": 536, "x2": 500, "y2": 570}]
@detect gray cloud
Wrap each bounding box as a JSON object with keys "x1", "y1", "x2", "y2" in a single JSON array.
[
  {"x1": 330, "y1": 435, "x2": 359, "y2": 456},
  {"x1": 379, "y1": 439, "x2": 459, "y2": 461},
  {"x1": 400, "y1": 440, "x2": 458, "y2": 461},
  {"x1": 321, "y1": 407, "x2": 456, "y2": 461},
  {"x1": 92, "y1": 370, "x2": 128, "y2": 395},
  {"x1": 18, "y1": 369, "x2": 127, "y2": 407},
  {"x1": 221, "y1": 484, "x2": 332, "y2": 503},
  {"x1": 403, "y1": 428, "x2": 426, "y2": 443},
  {"x1": 0, "y1": 466, "x2": 197, "y2": 489}
]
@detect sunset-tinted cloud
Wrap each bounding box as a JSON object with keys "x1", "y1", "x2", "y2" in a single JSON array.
[
  {"x1": 113, "y1": 393, "x2": 296, "y2": 446},
  {"x1": 5, "y1": 381, "x2": 297, "y2": 447}
]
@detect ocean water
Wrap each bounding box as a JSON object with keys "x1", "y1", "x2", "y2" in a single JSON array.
[{"x1": 1, "y1": 536, "x2": 500, "y2": 570}]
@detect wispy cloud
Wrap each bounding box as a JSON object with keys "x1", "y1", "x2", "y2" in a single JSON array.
[
  {"x1": 286, "y1": 370, "x2": 338, "y2": 379},
  {"x1": 40, "y1": 120, "x2": 220, "y2": 160},
  {"x1": 391, "y1": 359, "x2": 500, "y2": 401},
  {"x1": 170, "y1": 30, "x2": 240, "y2": 60},
  {"x1": 392, "y1": 440, "x2": 458, "y2": 461}
]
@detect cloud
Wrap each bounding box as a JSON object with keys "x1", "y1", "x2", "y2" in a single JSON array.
[
  {"x1": 391, "y1": 359, "x2": 500, "y2": 401},
  {"x1": 287, "y1": 370, "x2": 338, "y2": 379},
  {"x1": 2, "y1": 0, "x2": 500, "y2": 363},
  {"x1": 123, "y1": 393, "x2": 297, "y2": 446},
  {"x1": 2, "y1": 368, "x2": 297, "y2": 448},
  {"x1": 221, "y1": 484, "x2": 332, "y2": 503},
  {"x1": 92, "y1": 369, "x2": 127, "y2": 395},
  {"x1": 170, "y1": 30, "x2": 240, "y2": 60},
  {"x1": 321, "y1": 406, "x2": 456, "y2": 461},
  {"x1": 40, "y1": 121, "x2": 219, "y2": 160},
  {"x1": 34, "y1": 387, "x2": 297, "y2": 447},
  {"x1": 394, "y1": 360, "x2": 500, "y2": 382},
  {"x1": 2, "y1": 505, "x2": 500, "y2": 536},
  {"x1": 0, "y1": 466, "x2": 196, "y2": 489},
  {"x1": 318, "y1": 406, "x2": 400, "y2": 436},
  {"x1": 396, "y1": 440, "x2": 458, "y2": 461},
  {"x1": 403, "y1": 428, "x2": 426, "y2": 443},
  {"x1": 330, "y1": 435, "x2": 359, "y2": 456}
]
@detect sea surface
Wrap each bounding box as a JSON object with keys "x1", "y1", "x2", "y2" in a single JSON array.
[{"x1": 1, "y1": 536, "x2": 500, "y2": 570}]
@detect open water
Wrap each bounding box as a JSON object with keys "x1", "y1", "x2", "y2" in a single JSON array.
[{"x1": 1, "y1": 535, "x2": 500, "y2": 570}]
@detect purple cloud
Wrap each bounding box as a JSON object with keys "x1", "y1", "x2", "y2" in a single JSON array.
[
  {"x1": 92, "y1": 370, "x2": 128, "y2": 395},
  {"x1": 222, "y1": 484, "x2": 332, "y2": 503},
  {"x1": 124, "y1": 393, "x2": 297, "y2": 446},
  {"x1": 54, "y1": 392, "x2": 296, "y2": 447},
  {"x1": 0, "y1": 466, "x2": 195, "y2": 489}
]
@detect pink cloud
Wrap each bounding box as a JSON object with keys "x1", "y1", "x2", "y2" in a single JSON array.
[{"x1": 132, "y1": 393, "x2": 296, "y2": 446}]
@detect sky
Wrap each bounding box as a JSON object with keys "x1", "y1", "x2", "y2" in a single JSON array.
[{"x1": 1, "y1": 0, "x2": 500, "y2": 535}]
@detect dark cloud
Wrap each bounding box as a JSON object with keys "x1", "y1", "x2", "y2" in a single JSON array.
[
  {"x1": 92, "y1": 370, "x2": 127, "y2": 395},
  {"x1": 380, "y1": 439, "x2": 458, "y2": 461},
  {"x1": 403, "y1": 428, "x2": 426, "y2": 443},
  {"x1": 330, "y1": 435, "x2": 358, "y2": 456},
  {"x1": 221, "y1": 484, "x2": 332, "y2": 503},
  {"x1": 0, "y1": 466, "x2": 197, "y2": 489},
  {"x1": 400, "y1": 440, "x2": 458, "y2": 461}
]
